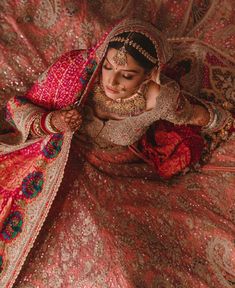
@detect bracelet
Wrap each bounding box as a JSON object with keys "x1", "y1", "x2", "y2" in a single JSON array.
[
  {"x1": 31, "y1": 114, "x2": 46, "y2": 137},
  {"x1": 41, "y1": 112, "x2": 60, "y2": 134},
  {"x1": 201, "y1": 103, "x2": 216, "y2": 131},
  {"x1": 31, "y1": 112, "x2": 61, "y2": 138},
  {"x1": 201, "y1": 103, "x2": 230, "y2": 133}
]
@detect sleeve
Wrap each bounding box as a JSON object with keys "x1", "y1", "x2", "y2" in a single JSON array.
[
  {"x1": 158, "y1": 76, "x2": 234, "y2": 138},
  {"x1": 0, "y1": 49, "x2": 90, "y2": 145},
  {"x1": 0, "y1": 96, "x2": 46, "y2": 145},
  {"x1": 156, "y1": 76, "x2": 194, "y2": 125}
]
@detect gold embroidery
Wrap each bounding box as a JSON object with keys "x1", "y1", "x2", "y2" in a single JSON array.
[
  {"x1": 110, "y1": 35, "x2": 158, "y2": 65},
  {"x1": 91, "y1": 83, "x2": 146, "y2": 117},
  {"x1": 80, "y1": 76, "x2": 189, "y2": 147}
]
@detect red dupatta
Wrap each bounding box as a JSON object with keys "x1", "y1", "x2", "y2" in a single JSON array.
[{"x1": 0, "y1": 47, "x2": 101, "y2": 287}]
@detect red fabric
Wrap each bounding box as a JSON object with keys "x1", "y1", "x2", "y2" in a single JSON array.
[{"x1": 139, "y1": 120, "x2": 205, "y2": 179}]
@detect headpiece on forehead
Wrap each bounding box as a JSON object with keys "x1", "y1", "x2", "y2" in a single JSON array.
[
  {"x1": 95, "y1": 18, "x2": 173, "y2": 69},
  {"x1": 110, "y1": 32, "x2": 158, "y2": 66}
]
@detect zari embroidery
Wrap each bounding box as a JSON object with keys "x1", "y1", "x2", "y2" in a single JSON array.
[
  {"x1": 91, "y1": 83, "x2": 146, "y2": 117},
  {"x1": 81, "y1": 76, "x2": 194, "y2": 147}
]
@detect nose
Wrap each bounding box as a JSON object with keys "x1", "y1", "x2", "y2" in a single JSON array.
[{"x1": 109, "y1": 73, "x2": 119, "y2": 86}]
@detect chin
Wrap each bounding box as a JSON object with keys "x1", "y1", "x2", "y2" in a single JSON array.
[
  {"x1": 105, "y1": 91, "x2": 121, "y2": 100},
  {"x1": 103, "y1": 88, "x2": 120, "y2": 99}
]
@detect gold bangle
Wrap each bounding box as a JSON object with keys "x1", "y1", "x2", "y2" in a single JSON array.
[{"x1": 44, "y1": 112, "x2": 60, "y2": 133}]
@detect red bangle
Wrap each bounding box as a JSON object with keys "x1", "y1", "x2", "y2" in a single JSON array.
[
  {"x1": 40, "y1": 112, "x2": 52, "y2": 134},
  {"x1": 42, "y1": 112, "x2": 60, "y2": 134}
]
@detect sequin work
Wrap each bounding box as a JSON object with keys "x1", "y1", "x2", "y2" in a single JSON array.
[{"x1": 0, "y1": 1, "x2": 234, "y2": 288}]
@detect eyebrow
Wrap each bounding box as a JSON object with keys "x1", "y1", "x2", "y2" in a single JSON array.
[{"x1": 105, "y1": 57, "x2": 139, "y2": 73}]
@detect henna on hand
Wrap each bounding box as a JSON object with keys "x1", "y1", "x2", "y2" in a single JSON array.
[{"x1": 50, "y1": 108, "x2": 82, "y2": 132}]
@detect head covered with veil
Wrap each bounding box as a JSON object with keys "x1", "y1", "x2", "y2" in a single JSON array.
[
  {"x1": 95, "y1": 18, "x2": 173, "y2": 73},
  {"x1": 90, "y1": 18, "x2": 173, "y2": 103},
  {"x1": 25, "y1": 18, "x2": 173, "y2": 110}
]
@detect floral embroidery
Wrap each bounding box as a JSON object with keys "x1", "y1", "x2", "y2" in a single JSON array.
[
  {"x1": 22, "y1": 172, "x2": 44, "y2": 199},
  {"x1": 211, "y1": 67, "x2": 235, "y2": 104},
  {"x1": 42, "y1": 134, "x2": 63, "y2": 159},
  {"x1": 0, "y1": 2, "x2": 234, "y2": 287},
  {"x1": 14, "y1": 97, "x2": 28, "y2": 105},
  {"x1": 79, "y1": 59, "x2": 97, "y2": 85},
  {"x1": 1, "y1": 211, "x2": 23, "y2": 241},
  {"x1": 0, "y1": 255, "x2": 3, "y2": 273}
]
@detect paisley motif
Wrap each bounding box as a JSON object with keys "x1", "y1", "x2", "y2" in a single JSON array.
[
  {"x1": 0, "y1": 1, "x2": 234, "y2": 288},
  {"x1": 34, "y1": 0, "x2": 62, "y2": 29},
  {"x1": 207, "y1": 237, "x2": 235, "y2": 288},
  {"x1": 210, "y1": 67, "x2": 235, "y2": 105}
]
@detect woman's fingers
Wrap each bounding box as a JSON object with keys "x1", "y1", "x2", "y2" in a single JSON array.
[
  {"x1": 51, "y1": 109, "x2": 82, "y2": 132},
  {"x1": 64, "y1": 109, "x2": 82, "y2": 131},
  {"x1": 63, "y1": 109, "x2": 80, "y2": 121}
]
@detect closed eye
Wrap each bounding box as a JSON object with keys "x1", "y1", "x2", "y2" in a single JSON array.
[
  {"x1": 122, "y1": 74, "x2": 133, "y2": 80},
  {"x1": 103, "y1": 62, "x2": 112, "y2": 70}
]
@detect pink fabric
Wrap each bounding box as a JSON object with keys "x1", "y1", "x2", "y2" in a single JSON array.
[
  {"x1": 25, "y1": 50, "x2": 92, "y2": 109},
  {"x1": 0, "y1": 46, "x2": 100, "y2": 287},
  {"x1": 15, "y1": 138, "x2": 235, "y2": 288},
  {"x1": 0, "y1": 1, "x2": 234, "y2": 288}
]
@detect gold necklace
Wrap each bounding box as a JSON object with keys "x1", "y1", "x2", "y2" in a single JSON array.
[{"x1": 91, "y1": 84, "x2": 146, "y2": 117}]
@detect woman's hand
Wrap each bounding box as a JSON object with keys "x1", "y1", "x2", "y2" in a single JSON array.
[
  {"x1": 50, "y1": 108, "x2": 82, "y2": 132},
  {"x1": 145, "y1": 80, "x2": 161, "y2": 111},
  {"x1": 189, "y1": 104, "x2": 210, "y2": 126}
]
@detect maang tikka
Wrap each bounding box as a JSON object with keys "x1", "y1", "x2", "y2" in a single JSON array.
[
  {"x1": 112, "y1": 32, "x2": 133, "y2": 66},
  {"x1": 110, "y1": 32, "x2": 158, "y2": 66}
]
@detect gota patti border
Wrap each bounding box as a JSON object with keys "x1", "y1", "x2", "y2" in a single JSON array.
[{"x1": 0, "y1": 132, "x2": 73, "y2": 288}]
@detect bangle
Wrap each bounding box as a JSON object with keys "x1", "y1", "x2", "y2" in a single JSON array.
[
  {"x1": 202, "y1": 102, "x2": 233, "y2": 134},
  {"x1": 41, "y1": 112, "x2": 60, "y2": 134},
  {"x1": 201, "y1": 103, "x2": 216, "y2": 131},
  {"x1": 31, "y1": 114, "x2": 46, "y2": 137}
]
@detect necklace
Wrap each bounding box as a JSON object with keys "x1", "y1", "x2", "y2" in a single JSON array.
[{"x1": 91, "y1": 83, "x2": 147, "y2": 117}]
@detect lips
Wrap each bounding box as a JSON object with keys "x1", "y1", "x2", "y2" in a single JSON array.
[{"x1": 105, "y1": 86, "x2": 119, "y2": 94}]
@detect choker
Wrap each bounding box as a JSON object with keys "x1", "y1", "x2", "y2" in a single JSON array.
[{"x1": 91, "y1": 84, "x2": 147, "y2": 117}]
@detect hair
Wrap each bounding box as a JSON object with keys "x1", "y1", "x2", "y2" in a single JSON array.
[{"x1": 108, "y1": 32, "x2": 158, "y2": 72}]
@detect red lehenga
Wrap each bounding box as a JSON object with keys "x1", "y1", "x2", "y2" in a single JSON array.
[{"x1": 0, "y1": 2, "x2": 234, "y2": 288}]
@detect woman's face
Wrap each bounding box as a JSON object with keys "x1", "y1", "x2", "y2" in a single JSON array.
[{"x1": 101, "y1": 48, "x2": 147, "y2": 100}]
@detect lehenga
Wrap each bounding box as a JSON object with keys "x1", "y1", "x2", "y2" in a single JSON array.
[{"x1": 0, "y1": 2, "x2": 234, "y2": 288}]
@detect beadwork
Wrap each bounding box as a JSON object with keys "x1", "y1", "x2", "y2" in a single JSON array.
[
  {"x1": 91, "y1": 83, "x2": 147, "y2": 117},
  {"x1": 31, "y1": 114, "x2": 46, "y2": 137},
  {"x1": 112, "y1": 46, "x2": 128, "y2": 66},
  {"x1": 110, "y1": 36, "x2": 158, "y2": 65}
]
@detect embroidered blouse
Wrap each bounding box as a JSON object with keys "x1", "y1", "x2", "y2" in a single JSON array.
[{"x1": 79, "y1": 75, "x2": 194, "y2": 148}]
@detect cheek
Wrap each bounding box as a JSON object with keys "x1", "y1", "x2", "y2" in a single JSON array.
[
  {"x1": 101, "y1": 69, "x2": 107, "y2": 84},
  {"x1": 124, "y1": 78, "x2": 143, "y2": 90}
]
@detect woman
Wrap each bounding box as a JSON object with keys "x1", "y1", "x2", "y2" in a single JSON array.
[{"x1": 0, "y1": 19, "x2": 234, "y2": 287}]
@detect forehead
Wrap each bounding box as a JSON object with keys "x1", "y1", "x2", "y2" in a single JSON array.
[{"x1": 105, "y1": 48, "x2": 144, "y2": 70}]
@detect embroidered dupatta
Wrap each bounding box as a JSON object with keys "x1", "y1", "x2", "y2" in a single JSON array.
[{"x1": 0, "y1": 51, "x2": 99, "y2": 287}]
